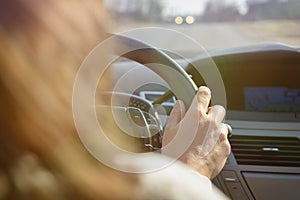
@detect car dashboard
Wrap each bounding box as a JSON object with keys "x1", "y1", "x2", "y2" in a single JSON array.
[{"x1": 98, "y1": 43, "x2": 300, "y2": 200}]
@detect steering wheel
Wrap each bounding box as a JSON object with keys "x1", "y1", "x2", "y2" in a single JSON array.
[
  {"x1": 116, "y1": 35, "x2": 198, "y2": 106},
  {"x1": 97, "y1": 34, "x2": 198, "y2": 152}
]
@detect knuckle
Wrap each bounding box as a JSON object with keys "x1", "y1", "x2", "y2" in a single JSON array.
[
  {"x1": 219, "y1": 131, "x2": 227, "y2": 141},
  {"x1": 221, "y1": 123, "x2": 229, "y2": 135},
  {"x1": 225, "y1": 141, "x2": 231, "y2": 156}
]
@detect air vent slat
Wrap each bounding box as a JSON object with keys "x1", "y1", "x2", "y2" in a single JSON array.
[
  {"x1": 234, "y1": 154, "x2": 300, "y2": 160},
  {"x1": 233, "y1": 150, "x2": 300, "y2": 156},
  {"x1": 229, "y1": 135, "x2": 300, "y2": 167},
  {"x1": 236, "y1": 159, "x2": 300, "y2": 167},
  {"x1": 231, "y1": 143, "x2": 300, "y2": 150}
]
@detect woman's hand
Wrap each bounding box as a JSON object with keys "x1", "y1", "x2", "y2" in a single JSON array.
[{"x1": 162, "y1": 86, "x2": 231, "y2": 179}]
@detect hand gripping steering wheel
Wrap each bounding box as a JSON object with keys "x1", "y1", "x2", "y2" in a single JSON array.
[{"x1": 73, "y1": 31, "x2": 230, "y2": 172}]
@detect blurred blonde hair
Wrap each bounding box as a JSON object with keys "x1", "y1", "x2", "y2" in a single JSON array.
[{"x1": 0, "y1": 0, "x2": 138, "y2": 199}]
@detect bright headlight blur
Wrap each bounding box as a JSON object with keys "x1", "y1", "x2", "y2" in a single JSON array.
[
  {"x1": 175, "y1": 16, "x2": 183, "y2": 25},
  {"x1": 185, "y1": 16, "x2": 195, "y2": 24}
]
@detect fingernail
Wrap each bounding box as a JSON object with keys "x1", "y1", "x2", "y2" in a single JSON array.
[{"x1": 198, "y1": 86, "x2": 211, "y2": 96}]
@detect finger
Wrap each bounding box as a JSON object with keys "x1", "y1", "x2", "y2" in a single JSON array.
[
  {"x1": 218, "y1": 124, "x2": 231, "y2": 156},
  {"x1": 219, "y1": 123, "x2": 229, "y2": 141},
  {"x1": 196, "y1": 86, "x2": 211, "y2": 115},
  {"x1": 163, "y1": 100, "x2": 186, "y2": 147},
  {"x1": 207, "y1": 105, "x2": 226, "y2": 122},
  {"x1": 225, "y1": 124, "x2": 233, "y2": 138},
  {"x1": 165, "y1": 100, "x2": 186, "y2": 129}
]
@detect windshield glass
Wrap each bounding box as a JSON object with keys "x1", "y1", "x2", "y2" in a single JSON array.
[{"x1": 104, "y1": 0, "x2": 300, "y2": 51}]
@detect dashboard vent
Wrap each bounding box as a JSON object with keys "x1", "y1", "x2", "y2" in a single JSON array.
[{"x1": 230, "y1": 135, "x2": 300, "y2": 167}]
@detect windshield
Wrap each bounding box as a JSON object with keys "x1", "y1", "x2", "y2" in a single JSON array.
[{"x1": 104, "y1": 0, "x2": 300, "y2": 52}]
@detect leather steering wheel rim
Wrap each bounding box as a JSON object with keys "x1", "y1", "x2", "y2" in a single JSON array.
[{"x1": 114, "y1": 34, "x2": 198, "y2": 108}]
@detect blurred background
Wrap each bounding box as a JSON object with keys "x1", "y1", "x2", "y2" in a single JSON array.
[{"x1": 103, "y1": 0, "x2": 300, "y2": 51}]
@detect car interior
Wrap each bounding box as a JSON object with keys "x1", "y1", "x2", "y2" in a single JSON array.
[{"x1": 99, "y1": 1, "x2": 300, "y2": 199}]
